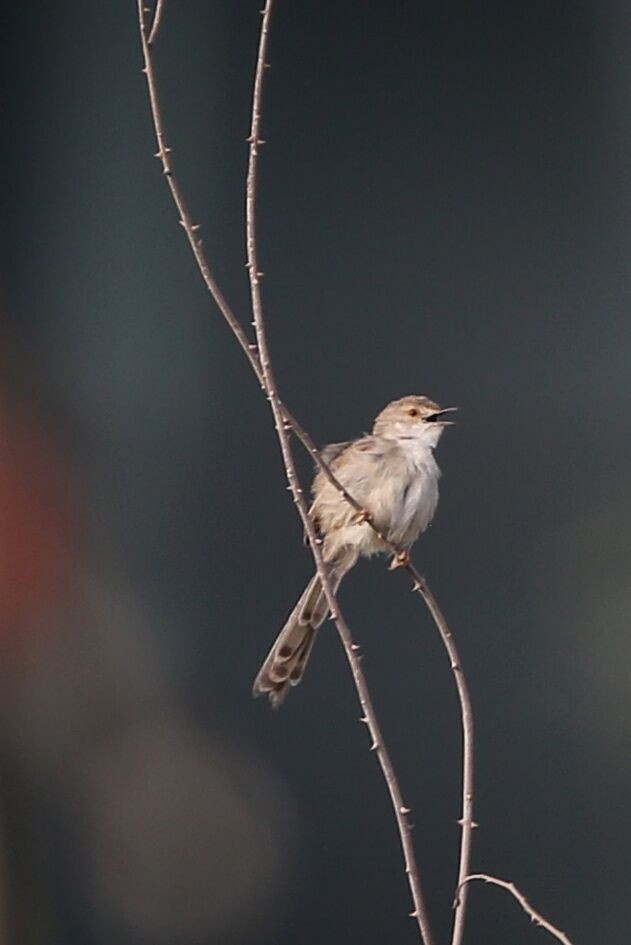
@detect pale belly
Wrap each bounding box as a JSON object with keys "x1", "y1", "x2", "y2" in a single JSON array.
[
  {"x1": 386, "y1": 466, "x2": 439, "y2": 547},
  {"x1": 325, "y1": 462, "x2": 439, "y2": 558},
  {"x1": 316, "y1": 436, "x2": 442, "y2": 561}
]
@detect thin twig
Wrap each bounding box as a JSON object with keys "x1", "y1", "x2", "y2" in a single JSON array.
[
  {"x1": 245, "y1": 4, "x2": 434, "y2": 944},
  {"x1": 136, "y1": 3, "x2": 472, "y2": 941},
  {"x1": 135, "y1": 0, "x2": 430, "y2": 572},
  {"x1": 407, "y1": 569, "x2": 474, "y2": 945},
  {"x1": 147, "y1": 0, "x2": 166, "y2": 46},
  {"x1": 457, "y1": 874, "x2": 576, "y2": 945},
  {"x1": 136, "y1": 0, "x2": 264, "y2": 385}
]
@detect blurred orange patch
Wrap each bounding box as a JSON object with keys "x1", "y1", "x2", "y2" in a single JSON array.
[{"x1": 0, "y1": 401, "x2": 75, "y2": 645}]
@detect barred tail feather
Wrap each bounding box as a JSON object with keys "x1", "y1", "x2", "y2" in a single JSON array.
[{"x1": 252, "y1": 552, "x2": 354, "y2": 707}]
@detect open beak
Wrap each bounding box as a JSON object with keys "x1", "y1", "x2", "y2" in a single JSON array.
[{"x1": 427, "y1": 406, "x2": 458, "y2": 425}]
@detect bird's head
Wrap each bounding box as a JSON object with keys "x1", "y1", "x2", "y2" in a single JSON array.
[{"x1": 372, "y1": 395, "x2": 457, "y2": 447}]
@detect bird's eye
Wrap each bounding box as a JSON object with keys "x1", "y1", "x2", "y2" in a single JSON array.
[{"x1": 407, "y1": 408, "x2": 418, "y2": 417}]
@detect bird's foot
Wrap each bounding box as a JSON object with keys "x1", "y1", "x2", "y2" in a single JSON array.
[
  {"x1": 351, "y1": 508, "x2": 373, "y2": 526},
  {"x1": 389, "y1": 549, "x2": 410, "y2": 570}
]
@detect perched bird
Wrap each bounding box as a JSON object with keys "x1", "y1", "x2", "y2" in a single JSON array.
[{"x1": 253, "y1": 395, "x2": 456, "y2": 706}]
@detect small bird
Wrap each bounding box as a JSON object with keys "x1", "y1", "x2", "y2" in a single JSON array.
[{"x1": 253, "y1": 395, "x2": 456, "y2": 706}]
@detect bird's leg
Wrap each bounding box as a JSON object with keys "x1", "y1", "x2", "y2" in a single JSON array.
[{"x1": 389, "y1": 549, "x2": 411, "y2": 570}]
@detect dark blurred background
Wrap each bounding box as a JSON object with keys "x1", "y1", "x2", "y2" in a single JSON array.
[{"x1": 1, "y1": 1, "x2": 630, "y2": 943}]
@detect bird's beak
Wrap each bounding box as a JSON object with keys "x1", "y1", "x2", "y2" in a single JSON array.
[{"x1": 428, "y1": 406, "x2": 458, "y2": 425}]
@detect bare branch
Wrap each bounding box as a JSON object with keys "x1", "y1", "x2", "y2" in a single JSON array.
[
  {"x1": 147, "y1": 0, "x2": 166, "y2": 47},
  {"x1": 135, "y1": 0, "x2": 427, "y2": 573},
  {"x1": 136, "y1": 5, "x2": 475, "y2": 942},
  {"x1": 457, "y1": 874, "x2": 576, "y2": 945},
  {"x1": 245, "y1": 4, "x2": 434, "y2": 944},
  {"x1": 136, "y1": 0, "x2": 263, "y2": 383},
  {"x1": 408, "y1": 570, "x2": 474, "y2": 945}
]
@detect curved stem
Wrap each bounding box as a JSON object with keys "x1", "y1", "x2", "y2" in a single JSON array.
[
  {"x1": 457, "y1": 874, "x2": 576, "y2": 945},
  {"x1": 407, "y1": 568, "x2": 474, "y2": 945}
]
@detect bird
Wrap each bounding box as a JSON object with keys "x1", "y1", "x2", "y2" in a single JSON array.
[{"x1": 252, "y1": 394, "x2": 456, "y2": 707}]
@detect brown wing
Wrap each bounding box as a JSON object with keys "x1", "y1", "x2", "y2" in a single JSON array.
[
  {"x1": 317, "y1": 440, "x2": 354, "y2": 470},
  {"x1": 307, "y1": 435, "x2": 393, "y2": 541},
  {"x1": 305, "y1": 441, "x2": 352, "y2": 541}
]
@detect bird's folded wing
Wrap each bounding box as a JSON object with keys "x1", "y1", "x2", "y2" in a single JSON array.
[
  {"x1": 308, "y1": 434, "x2": 397, "y2": 533},
  {"x1": 316, "y1": 440, "x2": 353, "y2": 469}
]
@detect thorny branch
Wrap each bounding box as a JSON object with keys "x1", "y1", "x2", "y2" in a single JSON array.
[
  {"x1": 245, "y1": 5, "x2": 434, "y2": 944},
  {"x1": 136, "y1": 7, "x2": 471, "y2": 934},
  {"x1": 138, "y1": 2, "x2": 435, "y2": 941},
  {"x1": 457, "y1": 875, "x2": 576, "y2": 945},
  {"x1": 411, "y1": 570, "x2": 473, "y2": 945},
  {"x1": 136, "y1": 4, "x2": 575, "y2": 945}
]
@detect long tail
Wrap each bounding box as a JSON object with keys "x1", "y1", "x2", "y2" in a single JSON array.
[{"x1": 253, "y1": 552, "x2": 355, "y2": 707}]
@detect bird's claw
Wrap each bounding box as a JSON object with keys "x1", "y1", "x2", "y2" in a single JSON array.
[{"x1": 389, "y1": 550, "x2": 410, "y2": 570}]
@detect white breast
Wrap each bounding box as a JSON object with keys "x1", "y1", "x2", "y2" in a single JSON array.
[
  {"x1": 390, "y1": 441, "x2": 441, "y2": 547},
  {"x1": 317, "y1": 432, "x2": 442, "y2": 561}
]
